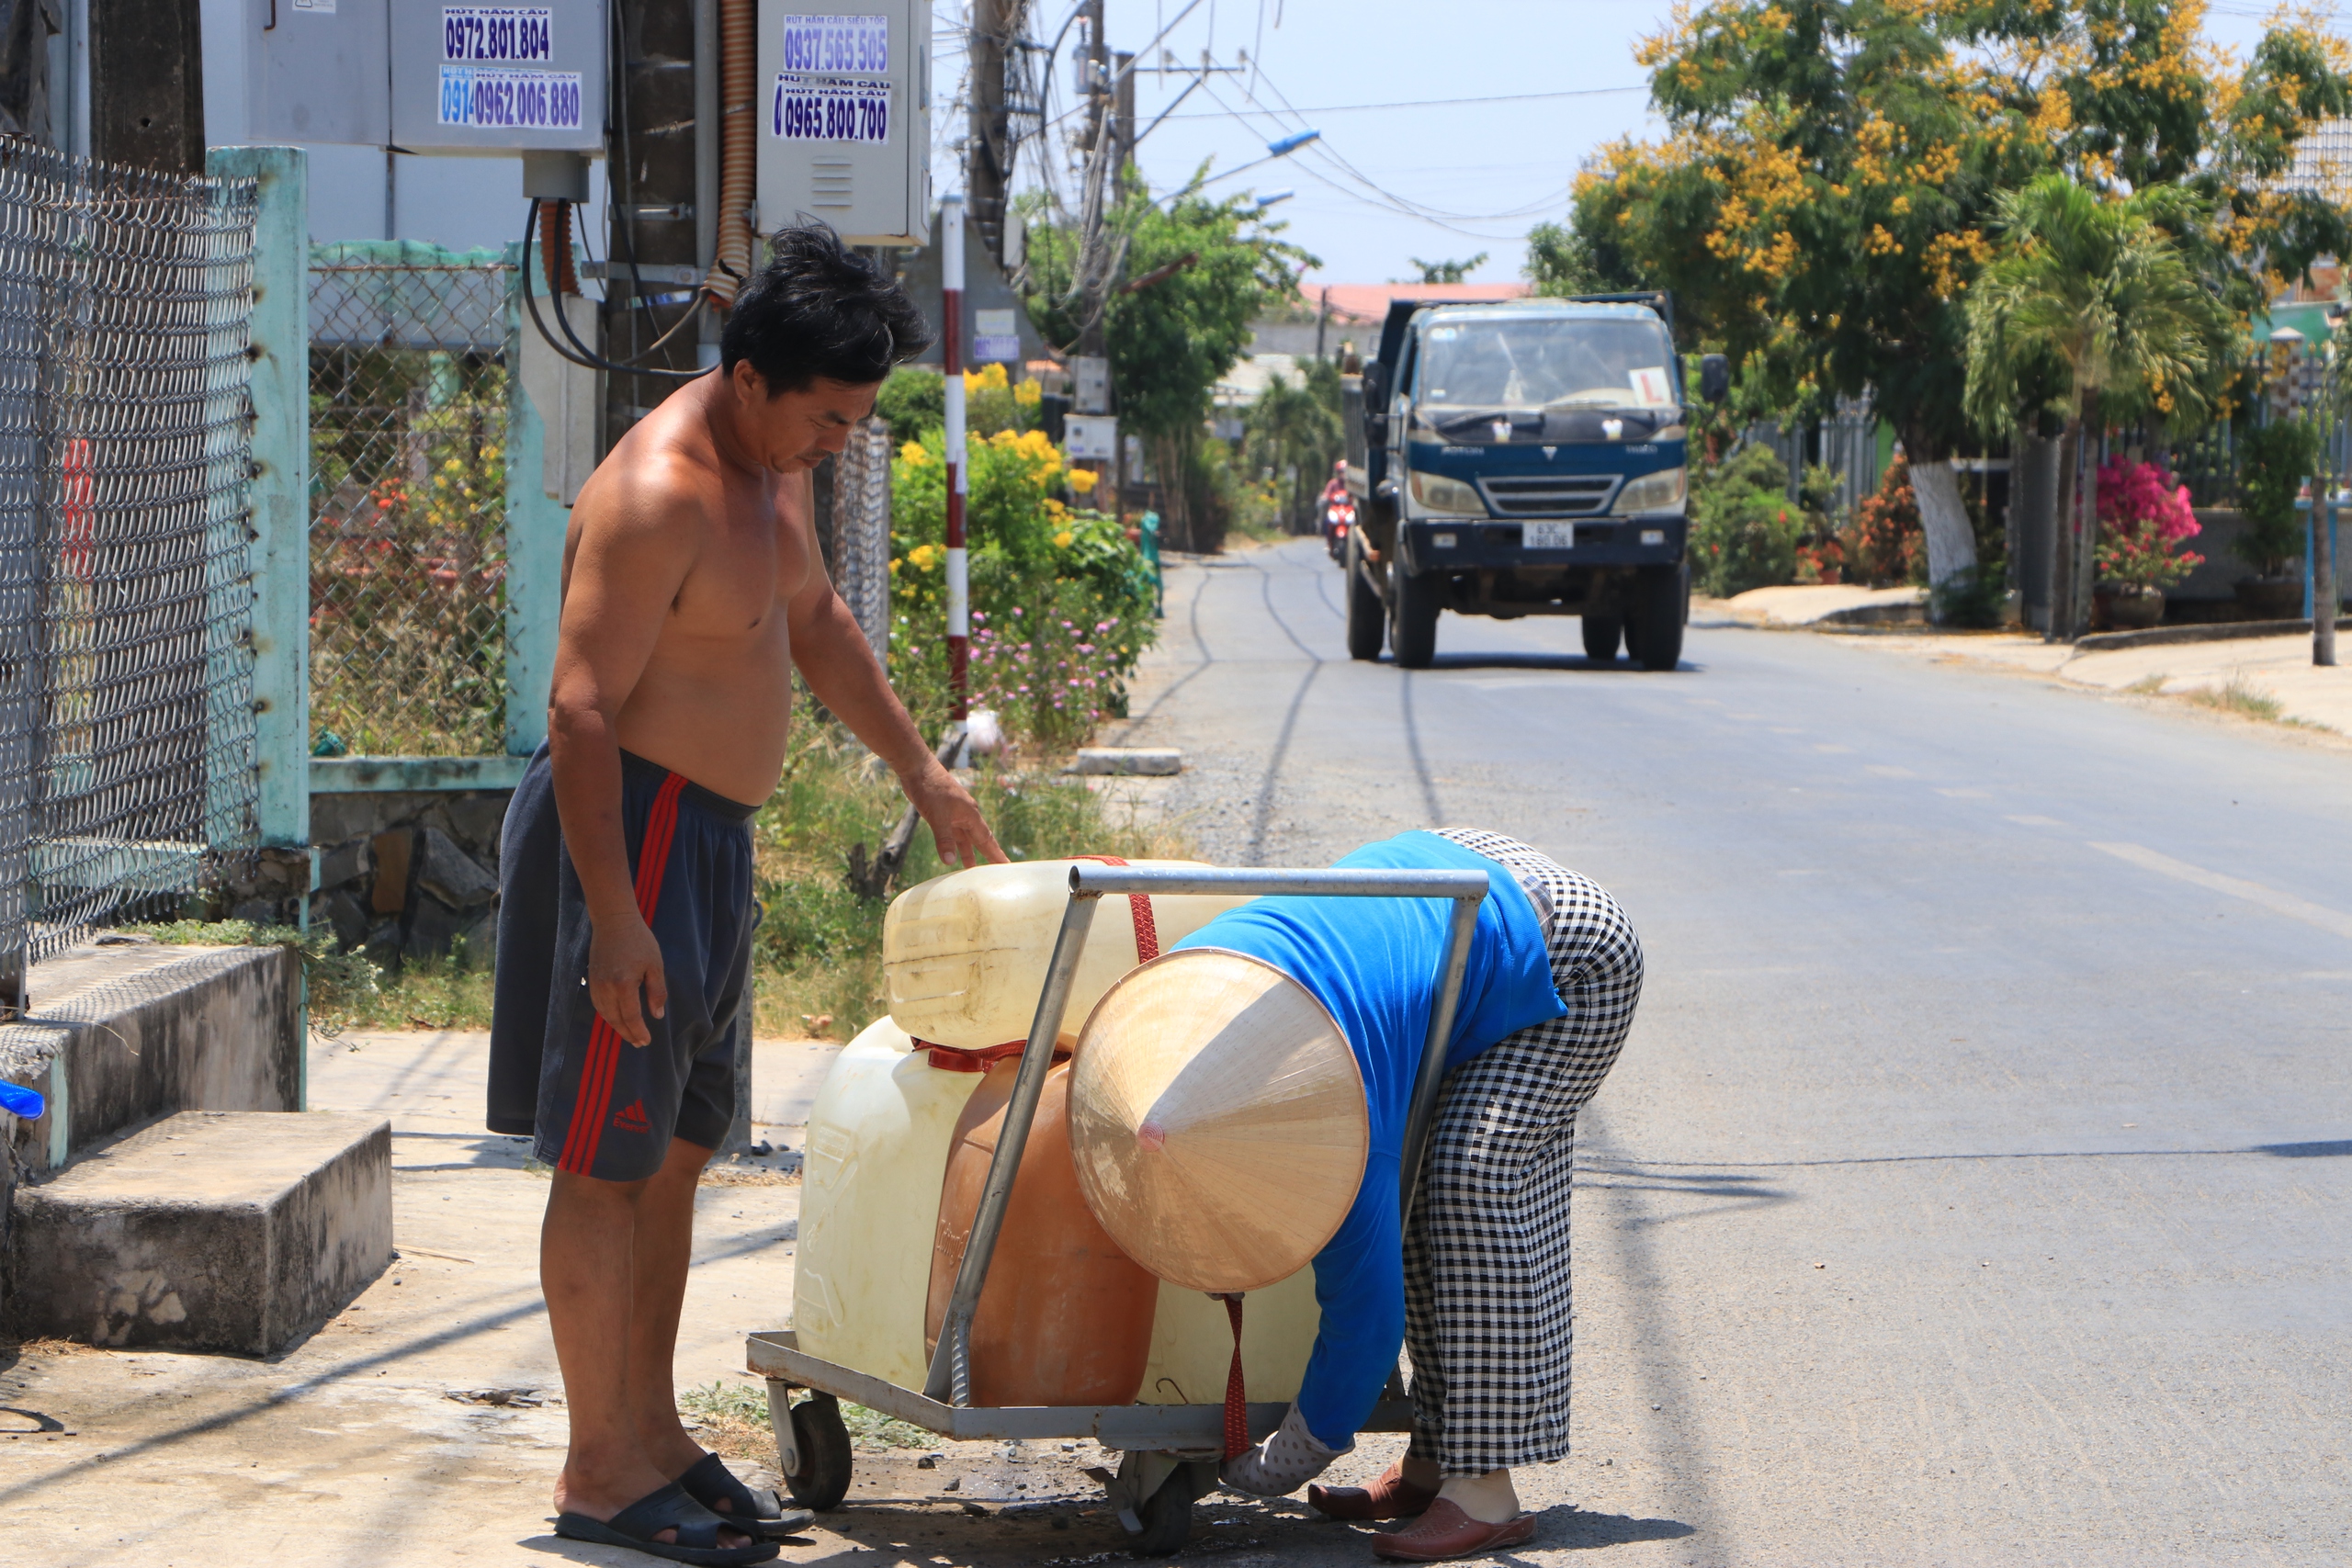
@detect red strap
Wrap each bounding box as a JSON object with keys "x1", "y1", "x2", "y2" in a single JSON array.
[
  {"x1": 1070, "y1": 855, "x2": 1159, "y2": 963},
  {"x1": 1218, "y1": 1293, "x2": 1249, "y2": 1460}
]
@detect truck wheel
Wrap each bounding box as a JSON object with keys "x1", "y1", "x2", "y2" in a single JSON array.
[
  {"x1": 1389, "y1": 569, "x2": 1441, "y2": 669},
  {"x1": 1628, "y1": 564, "x2": 1688, "y2": 671},
  {"x1": 1581, "y1": 611, "x2": 1623, "y2": 664},
  {"x1": 1346, "y1": 536, "x2": 1385, "y2": 661}
]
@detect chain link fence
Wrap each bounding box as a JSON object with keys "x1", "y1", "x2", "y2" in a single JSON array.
[
  {"x1": 308, "y1": 244, "x2": 513, "y2": 759},
  {"x1": 824, "y1": 416, "x2": 893, "y2": 659},
  {"x1": 0, "y1": 147, "x2": 262, "y2": 996}
]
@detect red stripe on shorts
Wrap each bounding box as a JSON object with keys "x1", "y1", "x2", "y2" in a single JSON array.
[{"x1": 560, "y1": 772, "x2": 691, "y2": 1175}]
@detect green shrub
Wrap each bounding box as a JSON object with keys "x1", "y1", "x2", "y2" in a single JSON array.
[
  {"x1": 2233, "y1": 421, "x2": 2314, "y2": 578},
  {"x1": 1690, "y1": 442, "x2": 1803, "y2": 597},
  {"x1": 889, "y1": 427, "x2": 1155, "y2": 749}
]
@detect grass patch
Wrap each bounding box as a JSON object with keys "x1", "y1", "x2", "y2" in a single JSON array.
[
  {"x1": 2123, "y1": 672, "x2": 2169, "y2": 695},
  {"x1": 678, "y1": 1381, "x2": 935, "y2": 1465},
  {"x1": 749, "y1": 716, "x2": 1191, "y2": 1038},
  {"x1": 2182, "y1": 675, "x2": 2286, "y2": 723}
]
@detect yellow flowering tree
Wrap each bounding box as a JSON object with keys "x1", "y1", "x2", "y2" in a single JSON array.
[{"x1": 1570, "y1": 0, "x2": 2352, "y2": 590}]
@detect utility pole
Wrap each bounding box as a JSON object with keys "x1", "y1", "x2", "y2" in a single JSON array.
[
  {"x1": 91, "y1": 0, "x2": 203, "y2": 174},
  {"x1": 967, "y1": 0, "x2": 1028, "y2": 267},
  {"x1": 944, "y1": 197, "x2": 969, "y2": 718},
  {"x1": 1071, "y1": 0, "x2": 1114, "y2": 505},
  {"x1": 1107, "y1": 49, "x2": 1134, "y2": 523}
]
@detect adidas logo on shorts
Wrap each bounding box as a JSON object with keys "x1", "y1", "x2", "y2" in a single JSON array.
[{"x1": 613, "y1": 1100, "x2": 651, "y2": 1133}]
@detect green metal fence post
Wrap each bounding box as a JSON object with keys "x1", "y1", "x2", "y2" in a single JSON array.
[
  {"x1": 211, "y1": 145, "x2": 310, "y2": 852},
  {"x1": 211, "y1": 145, "x2": 311, "y2": 1111},
  {"x1": 503, "y1": 243, "x2": 570, "y2": 758}
]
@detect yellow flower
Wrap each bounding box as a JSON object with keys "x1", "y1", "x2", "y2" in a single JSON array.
[
  {"x1": 1053, "y1": 530, "x2": 1074, "y2": 548},
  {"x1": 962, "y1": 363, "x2": 1009, "y2": 394},
  {"x1": 899, "y1": 441, "x2": 929, "y2": 465},
  {"x1": 908, "y1": 543, "x2": 943, "y2": 570},
  {"x1": 1014, "y1": 378, "x2": 1043, "y2": 407},
  {"x1": 444, "y1": 457, "x2": 464, "y2": 473},
  {"x1": 889, "y1": 558, "x2": 901, "y2": 574},
  {"x1": 1067, "y1": 468, "x2": 1098, "y2": 494},
  {"x1": 989, "y1": 428, "x2": 1019, "y2": 449}
]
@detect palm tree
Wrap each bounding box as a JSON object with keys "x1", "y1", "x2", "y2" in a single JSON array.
[
  {"x1": 1964, "y1": 175, "x2": 2237, "y2": 639},
  {"x1": 1246, "y1": 364, "x2": 1344, "y2": 533}
]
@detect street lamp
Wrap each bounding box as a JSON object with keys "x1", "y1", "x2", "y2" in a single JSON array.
[
  {"x1": 1254, "y1": 189, "x2": 1295, "y2": 209},
  {"x1": 1154, "y1": 130, "x2": 1322, "y2": 207}
]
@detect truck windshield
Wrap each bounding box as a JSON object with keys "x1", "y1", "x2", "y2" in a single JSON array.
[{"x1": 1415, "y1": 317, "x2": 1678, "y2": 412}]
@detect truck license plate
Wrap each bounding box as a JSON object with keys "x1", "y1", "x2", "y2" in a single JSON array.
[{"x1": 1525, "y1": 522, "x2": 1576, "y2": 549}]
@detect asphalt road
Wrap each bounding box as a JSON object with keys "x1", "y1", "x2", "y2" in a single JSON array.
[{"x1": 1108, "y1": 537, "x2": 2352, "y2": 1567}]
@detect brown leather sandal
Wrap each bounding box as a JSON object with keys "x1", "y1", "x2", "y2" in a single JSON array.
[
  {"x1": 1307, "y1": 1462, "x2": 1440, "y2": 1521},
  {"x1": 1372, "y1": 1498, "x2": 1536, "y2": 1562}
]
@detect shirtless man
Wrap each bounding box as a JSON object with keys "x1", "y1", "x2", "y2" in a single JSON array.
[{"x1": 488, "y1": 225, "x2": 1001, "y2": 1565}]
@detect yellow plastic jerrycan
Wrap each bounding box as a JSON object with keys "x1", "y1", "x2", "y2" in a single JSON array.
[
  {"x1": 1136, "y1": 1271, "x2": 1326, "y2": 1407},
  {"x1": 793, "y1": 1014, "x2": 989, "y2": 1391},
  {"x1": 884, "y1": 859, "x2": 1253, "y2": 1050}
]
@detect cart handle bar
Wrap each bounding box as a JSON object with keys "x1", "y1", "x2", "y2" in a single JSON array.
[
  {"x1": 924, "y1": 864, "x2": 1491, "y2": 1406},
  {"x1": 1069, "y1": 863, "x2": 1494, "y2": 901}
]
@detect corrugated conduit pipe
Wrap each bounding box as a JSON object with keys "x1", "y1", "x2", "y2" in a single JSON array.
[{"x1": 706, "y1": 0, "x2": 756, "y2": 307}]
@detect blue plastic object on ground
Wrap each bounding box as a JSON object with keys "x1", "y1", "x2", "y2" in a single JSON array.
[{"x1": 0, "y1": 1080, "x2": 45, "y2": 1119}]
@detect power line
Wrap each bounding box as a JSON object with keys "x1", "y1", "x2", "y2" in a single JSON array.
[{"x1": 1153, "y1": 84, "x2": 1646, "y2": 118}]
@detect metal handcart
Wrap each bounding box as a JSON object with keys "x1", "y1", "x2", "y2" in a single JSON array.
[{"x1": 748, "y1": 862, "x2": 1492, "y2": 1555}]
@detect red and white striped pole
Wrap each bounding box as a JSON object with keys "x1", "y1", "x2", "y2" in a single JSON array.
[{"x1": 941, "y1": 195, "x2": 968, "y2": 719}]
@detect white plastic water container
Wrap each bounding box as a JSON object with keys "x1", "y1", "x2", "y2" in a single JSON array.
[
  {"x1": 792, "y1": 1014, "x2": 988, "y2": 1390},
  {"x1": 794, "y1": 1018, "x2": 1327, "y2": 1401},
  {"x1": 883, "y1": 860, "x2": 1254, "y2": 1049}
]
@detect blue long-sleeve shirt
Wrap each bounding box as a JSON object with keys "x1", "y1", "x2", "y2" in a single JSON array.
[{"x1": 1170, "y1": 831, "x2": 1564, "y2": 1449}]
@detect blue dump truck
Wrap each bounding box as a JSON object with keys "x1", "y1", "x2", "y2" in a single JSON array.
[{"x1": 1341, "y1": 294, "x2": 1727, "y2": 670}]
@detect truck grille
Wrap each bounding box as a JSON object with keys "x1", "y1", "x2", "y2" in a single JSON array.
[{"x1": 1477, "y1": 475, "x2": 1620, "y2": 515}]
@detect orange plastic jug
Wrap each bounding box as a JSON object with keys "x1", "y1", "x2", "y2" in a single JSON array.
[{"x1": 925, "y1": 1059, "x2": 1158, "y2": 1406}]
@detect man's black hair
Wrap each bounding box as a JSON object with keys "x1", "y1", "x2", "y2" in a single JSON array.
[{"x1": 720, "y1": 220, "x2": 934, "y2": 392}]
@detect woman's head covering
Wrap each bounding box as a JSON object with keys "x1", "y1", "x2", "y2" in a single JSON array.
[{"x1": 1067, "y1": 948, "x2": 1368, "y2": 1292}]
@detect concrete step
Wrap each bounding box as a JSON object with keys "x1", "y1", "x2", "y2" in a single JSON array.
[{"x1": 10, "y1": 1111, "x2": 392, "y2": 1354}]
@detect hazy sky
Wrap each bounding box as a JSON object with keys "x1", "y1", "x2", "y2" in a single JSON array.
[{"x1": 932, "y1": 0, "x2": 2303, "y2": 289}]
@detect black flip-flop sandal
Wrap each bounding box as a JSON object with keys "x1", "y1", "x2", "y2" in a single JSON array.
[
  {"x1": 554, "y1": 1480, "x2": 780, "y2": 1565},
  {"x1": 678, "y1": 1451, "x2": 815, "y2": 1540}
]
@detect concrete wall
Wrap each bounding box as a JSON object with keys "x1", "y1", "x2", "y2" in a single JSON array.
[
  {"x1": 2176, "y1": 508, "x2": 2352, "y2": 607},
  {"x1": 304, "y1": 789, "x2": 514, "y2": 971}
]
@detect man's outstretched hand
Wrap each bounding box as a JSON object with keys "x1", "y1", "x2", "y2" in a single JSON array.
[{"x1": 906, "y1": 763, "x2": 1007, "y2": 870}]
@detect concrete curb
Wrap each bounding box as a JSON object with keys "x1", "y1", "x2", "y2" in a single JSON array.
[{"x1": 2072, "y1": 616, "x2": 2352, "y2": 654}]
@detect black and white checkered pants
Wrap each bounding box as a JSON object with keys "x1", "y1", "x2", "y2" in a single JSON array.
[{"x1": 1401, "y1": 829, "x2": 1644, "y2": 1474}]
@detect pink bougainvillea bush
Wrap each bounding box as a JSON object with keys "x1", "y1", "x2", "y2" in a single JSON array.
[{"x1": 2095, "y1": 458, "x2": 2204, "y2": 592}]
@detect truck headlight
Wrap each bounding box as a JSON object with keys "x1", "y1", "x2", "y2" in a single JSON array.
[
  {"x1": 1612, "y1": 467, "x2": 1688, "y2": 515},
  {"x1": 1408, "y1": 469, "x2": 1485, "y2": 515}
]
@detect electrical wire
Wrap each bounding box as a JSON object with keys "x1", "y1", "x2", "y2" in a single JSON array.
[
  {"x1": 522, "y1": 205, "x2": 707, "y2": 380},
  {"x1": 1148, "y1": 83, "x2": 1646, "y2": 118}
]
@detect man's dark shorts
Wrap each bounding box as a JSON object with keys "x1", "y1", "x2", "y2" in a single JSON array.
[{"x1": 487, "y1": 745, "x2": 758, "y2": 1182}]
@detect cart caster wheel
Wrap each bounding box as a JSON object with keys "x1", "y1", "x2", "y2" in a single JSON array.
[
  {"x1": 1130, "y1": 1470, "x2": 1195, "y2": 1558},
  {"x1": 779, "y1": 1391, "x2": 853, "y2": 1512},
  {"x1": 1125, "y1": 1459, "x2": 1215, "y2": 1558}
]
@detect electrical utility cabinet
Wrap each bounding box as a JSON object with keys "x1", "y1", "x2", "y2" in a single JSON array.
[
  {"x1": 243, "y1": 1, "x2": 606, "y2": 155},
  {"x1": 756, "y1": 1, "x2": 932, "y2": 246}
]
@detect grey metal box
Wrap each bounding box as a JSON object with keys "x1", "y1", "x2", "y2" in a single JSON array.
[
  {"x1": 756, "y1": 0, "x2": 932, "y2": 246},
  {"x1": 244, "y1": 0, "x2": 392, "y2": 148},
  {"x1": 390, "y1": 1, "x2": 607, "y2": 155}
]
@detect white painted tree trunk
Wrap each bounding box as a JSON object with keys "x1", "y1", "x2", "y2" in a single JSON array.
[{"x1": 1910, "y1": 458, "x2": 1980, "y2": 604}]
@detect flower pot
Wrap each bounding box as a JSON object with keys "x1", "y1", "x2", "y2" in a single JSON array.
[
  {"x1": 2236, "y1": 576, "x2": 2302, "y2": 620},
  {"x1": 2106, "y1": 586, "x2": 2164, "y2": 630}
]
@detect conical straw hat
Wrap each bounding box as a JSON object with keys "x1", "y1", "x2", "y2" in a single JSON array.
[{"x1": 1068, "y1": 948, "x2": 1368, "y2": 1292}]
